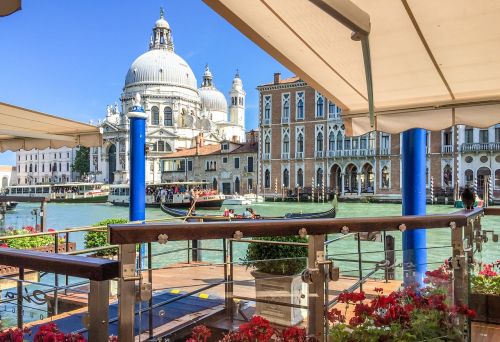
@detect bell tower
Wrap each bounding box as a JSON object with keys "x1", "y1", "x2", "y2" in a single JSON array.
[{"x1": 228, "y1": 70, "x2": 245, "y2": 129}]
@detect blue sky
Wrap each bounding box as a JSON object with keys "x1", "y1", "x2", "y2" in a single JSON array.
[{"x1": 0, "y1": 0, "x2": 291, "y2": 165}]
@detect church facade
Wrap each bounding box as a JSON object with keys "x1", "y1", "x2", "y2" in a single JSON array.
[{"x1": 93, "y1": 10, "x2": 246, "y2": 184}]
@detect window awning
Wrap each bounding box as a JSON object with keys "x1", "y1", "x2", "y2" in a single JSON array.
[
  {"x1": 203, "y1": 0, "x2": 500, "y2": 135},
  {"x1": 0, "y1": 102, "x2": 102, "y2": 152}
]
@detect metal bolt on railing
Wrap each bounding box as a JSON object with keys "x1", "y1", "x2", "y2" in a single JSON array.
[
  {"x1": 298, "y1": 227, "x2": 307, "y2": 238},
  {"x1": 399, "y1": 224, "x2": 406, "y2": 232},
  {"x1": 341, "y1": 226, "x2": 349, "y2": 234},
  {"x1": 157, "y1": 234, "x2": 168, "y2": 244}
]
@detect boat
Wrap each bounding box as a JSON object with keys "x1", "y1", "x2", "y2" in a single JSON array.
[
  {"x1": 6, "y1": 183, "x2": 108, "y2": 203},
  {"x1": 5, "y1": 202, "x2": 18, "y2": 211},
  {"x1": 109, "y1": 182, "x2": 225, "y2": 209},
  {"x1": 222, "y1": 195, "x2": 252, "y2": 206},
  {"x1": 243, "y1": 193, "x2": 265, "y2": 203},
  {"x1": 161, "y1": 196, "x2": 338, "y2": 221}
]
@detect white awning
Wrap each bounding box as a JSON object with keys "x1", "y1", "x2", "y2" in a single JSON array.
[
  {"x1": 203, "y1": 0, "x2": 500, "y2": 135},
  {"x1": 0, "y1": 102, "x2": 102, "y2": 152}
]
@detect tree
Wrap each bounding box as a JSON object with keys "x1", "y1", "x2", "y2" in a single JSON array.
[{"x1": 72, "y1": 146, "x2": 90, "y2": 179}]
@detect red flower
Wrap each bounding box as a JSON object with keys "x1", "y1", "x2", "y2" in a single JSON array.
[
  {"x1": 327, "y1": 308, "x2": 345, "y2": 323},
  {"x1": 48, "y1": 228, "x2": 56, "y2": 232},
  {"x1": 189, "y1": 325, "x2": 212, "y2": 342},
  {"x1": 0, "y1": 243, "x2": 8, "y2": 248},
  {"x1": 281, "y1": 326, "x2": 307, "y2": 342},
  {"x1": 238, "y1": 316, "x2": 274, "y2": 342},
  {"x1": 373, "y1": 287, "x2": 383, "y2": 293},
  {"x1": 337, "y1": 291, "x2": 365, "y2": 303}
]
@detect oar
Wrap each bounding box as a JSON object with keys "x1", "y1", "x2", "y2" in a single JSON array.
[{"x1": 184, "y1": 196, "x2": 197, "y2": 222}]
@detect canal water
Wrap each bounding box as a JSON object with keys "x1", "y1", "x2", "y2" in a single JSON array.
[{"x1": 0, "y1": 201, "x2": 498, "y2": 327}]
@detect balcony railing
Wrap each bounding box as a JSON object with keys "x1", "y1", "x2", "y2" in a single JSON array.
[
  {"x1": 379, "y1": 148, "x2": 390, "y2": 155},
  {"x1": 315, "y1": 151, "x2": 324, "y2": 158},
  {"x1": 441, "y1": 145, "x2": 453, "y2": 153},
  {"x1": 108, "y1": 207, "x2": 489, "y2": 341},
  {"x1": 262, "y1": 152, "x2": 271, "y2": 160},
  {"x1": 296, "y1": 151, "x2": 304, "y2": 159},
  {"x1": 281, "y1": 116, "x2": 290, "y2": 124},
  {"x1": 281, "y1": 152, "x2": 290, "y2": 159},
  {"x1": 461, "y1": 142, "x2": 500, "y2": 152},
  {"x1": 263, "y1": 118, "x2": 271, "y2": 126}
]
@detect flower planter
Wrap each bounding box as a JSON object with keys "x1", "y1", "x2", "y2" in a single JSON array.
[
  {"x1": 252, "y1": 271, "x2": 307, "y2": 326},
  {"x1": 0, "y1": 242, "x2": 76, "y2": 276},
  {"x1": 470, "y1": 293, "x2": 500, "y2": 324}
]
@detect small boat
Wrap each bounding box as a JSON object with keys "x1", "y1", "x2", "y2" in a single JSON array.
[
  {"x1": 161, "y1": 196, "x2": 338, "y2": 221},
  {"x1": 223, "y1": 195, "x2": 253, "y2": 206},
  {"x1": 2, "y1": 201, "x2": 18, "y2": 211}
]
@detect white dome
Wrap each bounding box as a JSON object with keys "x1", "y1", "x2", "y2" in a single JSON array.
[
  {"x1": 199, "y1": 87, "x2": 227, "y2": 113},
  {"x1": 155, "y1": 17, "x2": 169, "y2": 29},
  {"x1": 125, "y1": 49, "x2": 197, "y2": 90}
]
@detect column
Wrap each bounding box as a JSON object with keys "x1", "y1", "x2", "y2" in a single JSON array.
[
  {"x1": 402, "y1": 128, "x2": 427, "y2": 286},
  {"x1": 341, "y1": 173, "x2": 345, "y2": 196},
  {"x1": 357, "y1": 172, "x2": 362, "y2": 196}
]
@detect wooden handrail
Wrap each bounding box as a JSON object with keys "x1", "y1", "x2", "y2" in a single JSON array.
[
  {"x1": 484, "y1": 206, "x2": 500, "y2": 216},
  {"x1": 109, "y1": 208, "x2": 484, "y2": 244},
  {"x1": 0, "y1": 248, "x2": 119, "y2": 281}
]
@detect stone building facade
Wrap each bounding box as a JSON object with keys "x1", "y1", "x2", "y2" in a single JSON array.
[
  {"x1": 0, "y1": 165, "x2": 16, "y2": 190},
  {"x1": 159, "y1": 131, "x2": 258, "y2": 195},
  {"x1": 257, "y1": 74, "x2": 500, "y2": 201}
]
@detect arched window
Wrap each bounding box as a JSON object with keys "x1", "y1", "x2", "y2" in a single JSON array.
[
  {"x1": 164, "y1": 107, "x2": 173, "y2": 126},
  {"x1": 381, "y1": 166, "x2": 390, "y2": 189},
  {"x1": 297, "y1": 99, "x2": 304, "y2": 119},
  {"x1": 283, "y1": 169, "x2": 289, "y2": 188},
  {"x1": 265, "y1": 136, "x2": 271, "y2": 154},
  {"x1": 264, "y1": 103, "x2": 271, "y2": 119},
  {"x1": 329, "y1": 131, "x2": 335, "y2": 151},
  {"x1": 344, "y1": 137, "x2": 351, "y2": 150},
  {"x1": 29, "y1": 164, "x2": 33, "y2": 172},
  {"x1": 316, "y1": 96, "x2": 324, "y2": 117},
  {"x1": 282, "y1": 134, "x2": 290, "y2": 154},
  {"x1": 316, "y1": 168, "x2": 323, "y2": 186},
  {"x1": 264, "y1": 169, "x2": 270, "y2": 188},
  {"x1": 297, "y1": 133, "x2": 304, "y2": 153},
  {"x1": 443, "y1": 165, "x2": 452, "y2": 187},
  {"x1": 465, "y1": 169, "x2": 474, "y2": 185},
  {"x1": 297, "y1": 168, "x2": 304, "y2": 187},
  {"x1": 158, "y1": 141, "x2": 165, "y2": 152},
  {"x1": 336, "y1": 132, "x2": 343, "y2": 150},
  {"x1": 316, "y1": 132, "x2": 323, "y2": 152},
  {"x1": 495, "y1": 169, "x2": 500, "y2": 189},
  {"x1": 282, "y1": 95, "x2": 290, "y2": 118},
  {"x1": 213, "y1": 178, "x2": 218, "y2": 190},
  {"x1": 151, "y1": 106, "x2": 159, "y2": 125}
]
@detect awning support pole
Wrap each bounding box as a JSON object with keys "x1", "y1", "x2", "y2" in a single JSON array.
[{"x1": 402, "y1": 128, "x2": 427, "y2": 285}]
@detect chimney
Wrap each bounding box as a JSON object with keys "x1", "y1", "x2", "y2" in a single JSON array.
[
  {"x1": 199, "y1": 133, "x2": 204, "y2": 147},
  {"x1": 195, "y1": 135, "x2": 199, "y2": 155},
  {"x1": 273, "y1": 72, "x2": 281, "y2": 84}
]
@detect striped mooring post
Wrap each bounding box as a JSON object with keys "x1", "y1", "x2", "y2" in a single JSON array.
[
  {"x1": 430, "y1": 176, "x2": 434, "y2": 204},
  {"x1": 322, "y1": 177, "x2": 325, "y2": 203},
  {"x1": 311, "y1": 177, "x2": 315, "y2": 202},
  {"x1": 274, "y1": 178, "x2": 278, "y2": 202}
]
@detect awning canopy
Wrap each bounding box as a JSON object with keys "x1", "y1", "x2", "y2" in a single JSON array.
[
  {"x1": 0, "y1": 0, "x2": 21, "y2": 17},
  {"x1": 203, "y1": 0, "x2": 500, "y2": 135},
  {"x1": 0, "y1": 102, "x2": 102, "y2": 152}
]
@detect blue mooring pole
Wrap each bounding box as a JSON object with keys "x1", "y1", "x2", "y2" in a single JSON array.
[
  {"x1": 402, "y1": 128, "x2": 427, "y2": 285},
  {"x1": 127, "y1": 94, "x2": 146, "y2": 265}
]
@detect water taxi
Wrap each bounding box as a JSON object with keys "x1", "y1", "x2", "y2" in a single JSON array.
[
  {"x1": 6, "y1": 183, "x2": 108, "y2": 203},
  {"x1": 108, "y1": 181, "x2": 225, "y2": 209}
]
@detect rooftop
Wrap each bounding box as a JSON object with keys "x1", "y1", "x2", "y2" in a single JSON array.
[{"x1": 160, "y1": 140, "x2": 257, "y2": 158}]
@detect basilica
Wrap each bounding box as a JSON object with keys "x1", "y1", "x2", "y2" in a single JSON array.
[{"x1": 93, "y1": 10, "x2": 246, "y2": 184}]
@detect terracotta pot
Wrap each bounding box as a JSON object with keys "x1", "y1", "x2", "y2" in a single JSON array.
[{"x1": 470, "y1": 293, "x2": 500, "y2": 324}]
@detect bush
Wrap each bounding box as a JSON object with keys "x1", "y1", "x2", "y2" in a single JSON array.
[
  {"x1": 84, "y1": 218, "x2": 128, "y2": 257},
  {"x1": 245, "y1": 236, "x2": 308, "y2": 276}
]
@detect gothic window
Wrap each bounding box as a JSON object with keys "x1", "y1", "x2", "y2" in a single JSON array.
[
  {"x1": 336, "y1": 132, "x2": 343, "y2": 150},
  {"x1": 151, "y1": 106, "x2": 160, "y2": 125},
  {"x1": 316, "y1": 132, "x2": 323, "y2": 152},
  {"x1": 283, "y1": 169, "x2": 289, "y2": 188},
  {"x1": 316, "y1": 168, "x2": 323, "y2": 186},
  {"x1": 329, "y1": 131, "x2": 335, "y2": 151},
  {"x1": 443, "y1": 165, "x2": 452, "y2": 187},
  {"x1": 263, "y1": 95, "x2": 271, "y2": 120},
  {"x1": 164, "y1": 107, "x2": 173, "y2": 126},
  {"x1": 328, "y1": 101, "x2": 340, "y2": 117},
  {"x1": 316, "y1": 95, "x2": 324, "y2": 117},
  {"x1": 297, "y1": 168, "x2": 304, "y2": 187},
  {"x1": 297, "y1": 99, "x2": 304, "y2": 119},
  {"x1": 264, "y1": 136, "x2": 271, "y2": 154},
  {"x1": 297, "y1": 133, "x2": 304, "y2": 153},
  {"x1": 465, "y1": 169, "x2": 474, "y2": 185},
  {"x1": 264, "y1": 169, "x2": 270, "y2": 188},
  {"x1": 282, "y1": 134, "x2": 290, "y2": 154},
  {"x1": 282, "y1": 94, "x2": 290, "y2": 119}
]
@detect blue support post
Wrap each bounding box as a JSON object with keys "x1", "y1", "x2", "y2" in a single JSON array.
[
  {"x1": 402, "y1": 128, "x2": 427, "y2": 285},
  {"x1": 127, "y1": 94, "x2": 146, "y2": 266}
]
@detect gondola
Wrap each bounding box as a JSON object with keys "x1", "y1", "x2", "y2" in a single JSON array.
[
  {"x1": 3, "y1": 202, "x2": 18, "y2": 211},
  {"x1": 161, "y1": 196, "x2": 338, "y2": 221}
]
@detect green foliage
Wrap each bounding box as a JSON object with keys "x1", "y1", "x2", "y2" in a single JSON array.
[
  {"x1": 84, "y1": 218, "x2": 128, "y2": 256},
  {"x1": 4, "y1": 228, "x2": 56, "y2": 249},
  {"x1": 71, "y1": 146, "x2": 90, "y2": 177},
  {"x1": 472, "y1": 274, "x2": 500, "y2": 295},
  {"x1": 245, "y1": 236, "x2": 308, "y2": 275}
]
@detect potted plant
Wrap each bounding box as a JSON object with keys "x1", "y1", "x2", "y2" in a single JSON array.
[
  {"x1": 470, "y1": 260, "x2": 500, "y2": 323},
  {"x1": 245, "y1": 236, "x2": 308, "y2": 326}
]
